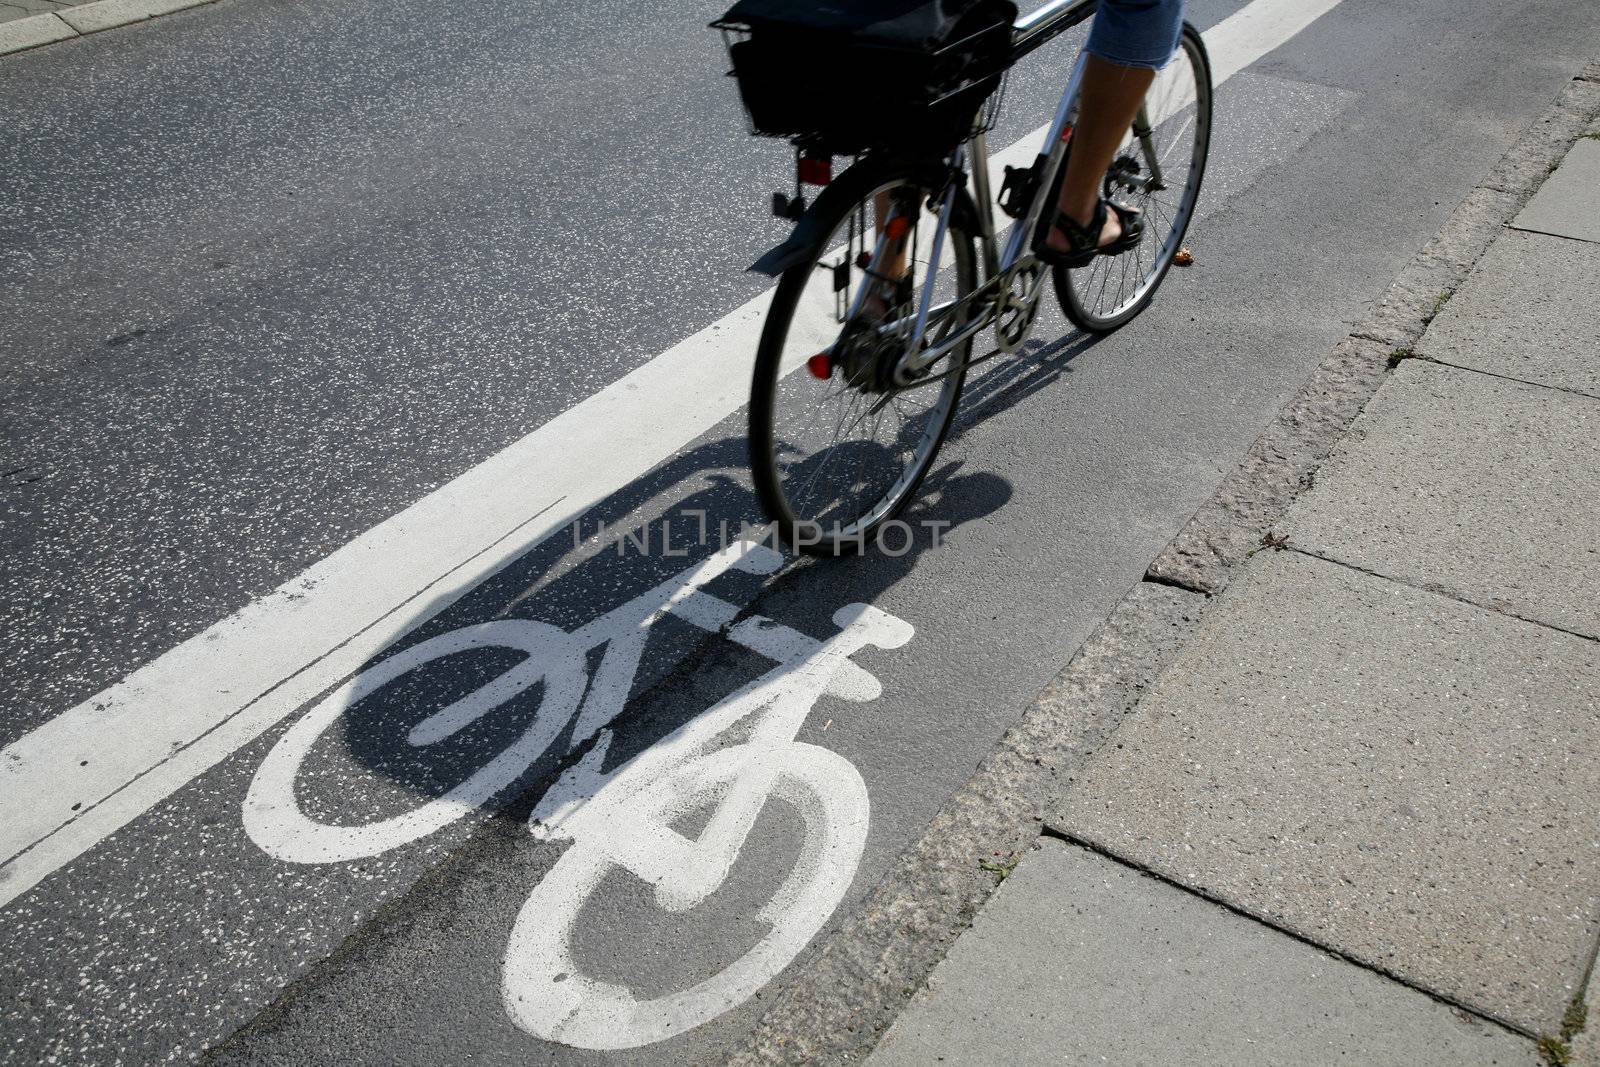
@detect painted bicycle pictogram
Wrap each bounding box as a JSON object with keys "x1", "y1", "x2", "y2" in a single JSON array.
[{"x1": 243, "y1": 540, "x2": 913, "y2": 1049}]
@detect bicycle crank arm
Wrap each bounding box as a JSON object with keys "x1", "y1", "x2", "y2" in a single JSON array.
[
  {"x1": 892, "y1": 308, "x2": 994, "y2": 385},
  {"x1": 893, "y1": 262, "x2": 1039, "y2": 384}
]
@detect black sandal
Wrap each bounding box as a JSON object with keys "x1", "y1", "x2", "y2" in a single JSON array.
[{"x1": 1035, "y1": 198, "x2": 1144, "y2": 268}]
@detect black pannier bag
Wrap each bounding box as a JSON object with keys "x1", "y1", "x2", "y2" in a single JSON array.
[{"x1": 712, "y1": 0, "x2": 1018, "y2": 155}]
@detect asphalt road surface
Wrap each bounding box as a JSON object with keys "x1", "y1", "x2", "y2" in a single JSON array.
[{"x1": 4, "y1": 0, "x2": 1600, "y2": 1061}]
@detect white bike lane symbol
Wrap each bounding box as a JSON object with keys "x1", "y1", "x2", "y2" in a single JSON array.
[{"x1": 243, "y1": 540, "x2": 914, "y2": 1050}]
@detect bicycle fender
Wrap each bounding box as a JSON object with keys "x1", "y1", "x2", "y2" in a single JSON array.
[{"x1": 746, "y1": 156, "x2": 956, "y2": 278}]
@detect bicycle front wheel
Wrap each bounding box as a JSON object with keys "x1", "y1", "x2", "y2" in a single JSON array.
[
  {"x1": 1055, "y1": 23, "x2": 1213, "y2": 333},
  {"x1": 749, "y1": 159, "x2": 979, "y2": 556}
]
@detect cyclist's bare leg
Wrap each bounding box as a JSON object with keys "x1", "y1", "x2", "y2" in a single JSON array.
[
  {"x1": 1047, "y1": 54, "x2": 1155, "y2": 253},
  {"x1": 862, "y1": 191, "x2": 911, "y2": 322}
]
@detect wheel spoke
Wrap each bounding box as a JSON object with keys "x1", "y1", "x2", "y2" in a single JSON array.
[
  {"x1": 755, "y1": 175, "x2": 975, "y2": 551},
  {"x1": 1059, "y1": 33, "x2": 1210, "y2": 331}
]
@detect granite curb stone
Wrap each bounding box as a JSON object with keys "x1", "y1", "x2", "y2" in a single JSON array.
[
  {"x1": 0, "y1": 9, "x2": 73, "y2": 53},
  {"x1": 58, "y1": 0, "x2": 214, "y2": 35}
]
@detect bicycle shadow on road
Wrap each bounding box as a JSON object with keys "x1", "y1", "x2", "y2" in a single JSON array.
[
  {"x1": 283, "y1": 323, "x2": 1104, "y2": 828},
  {"x1": 951, "y1": 329, "x2": 1098, "y2": 437}
]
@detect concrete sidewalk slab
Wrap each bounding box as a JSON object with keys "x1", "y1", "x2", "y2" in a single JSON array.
[
  {"x1": 1048, "y1": 551, "x2": 1600, "y2": 1034},
  {"x1": 1417, "y1": 230, "x2": 1600, "y2": 398},
  {"x1": 868, "y1": 838, "x2": 1538, "y2": 1067},
  {"x1": 1513, "y1": 138, "x2": 1600, "y2": 244},
  {"x1": 1287, "y1": 359, "x2": 1600, "y2": 639}
]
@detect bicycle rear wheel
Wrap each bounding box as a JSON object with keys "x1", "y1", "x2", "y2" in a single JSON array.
[
  {"x1": 749, "y1": 159, "x2": 979, "y2": 556},
  {"x1": 1055, "y1": 23, "x2": 1212, "y2": 333}
]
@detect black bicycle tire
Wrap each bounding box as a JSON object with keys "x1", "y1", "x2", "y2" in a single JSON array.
[
  {"x1": 748, "y1": 157, "x2": 979, "y2": 556},
  {"x1": 1055, "y1": 22, "x2": 1213, "y2": 333}
]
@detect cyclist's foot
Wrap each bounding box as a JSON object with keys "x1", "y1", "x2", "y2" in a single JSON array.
[
  {"x1": 859, "y1": 291, "x2": 890, "y2": 324},
  {"x1": 856, "y1": 276, "x2": 912, "y2": 326},
  {"x1": 1037, "y1": 198, "x2": 1143, "y2": 268}
]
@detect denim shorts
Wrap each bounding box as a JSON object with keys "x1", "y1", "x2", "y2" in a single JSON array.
[{"x1": 1084, "y1": 0, "x2": 1185, "y2": 70}]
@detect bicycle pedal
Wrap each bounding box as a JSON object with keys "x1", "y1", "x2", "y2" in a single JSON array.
[{"x1": 998, "y1": 162, "x2": 1040, "y2": 221}]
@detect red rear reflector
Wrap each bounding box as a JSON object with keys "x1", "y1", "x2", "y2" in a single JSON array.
[
  {"x1": 807, "y1": 353, "x2": 833, "y2": 379},
  {"x1": 798, "y1": 156, "x2": 832, "y2": 186},
  {"x1": 885, "y1": 216, "x2": 911, "y2": 241}
]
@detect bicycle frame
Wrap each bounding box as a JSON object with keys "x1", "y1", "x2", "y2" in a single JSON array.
[{"x1": 888, "y1": 0, "x2": 1173, "y2": 380}]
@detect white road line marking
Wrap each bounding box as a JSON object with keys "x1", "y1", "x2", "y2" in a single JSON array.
[
  {"x1": 0, "y1": 0, "x2": 1347, "y2": 910},
  {"x1": 1203, "y1": 0, "x2": 1347, "y2": 86}
]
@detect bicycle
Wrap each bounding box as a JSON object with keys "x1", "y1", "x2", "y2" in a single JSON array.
[{"x1": 742, "y1": 0, "x2": 1213, "y2": 555}]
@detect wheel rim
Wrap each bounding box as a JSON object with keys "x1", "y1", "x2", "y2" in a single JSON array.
[
  {"x1": 762, "y1": 179, "x2": 974, "y2": 547},
  {"x1": 1066, "y1": 32, "x2": 1210, "y2": 326}
]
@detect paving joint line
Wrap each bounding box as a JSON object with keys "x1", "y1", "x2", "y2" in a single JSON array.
[
  {"x1": 1139, "y1": 570, "x2": 1211, "y2": 597},
  {"x1": 1034, "y1": 823, "x2": 1539, "y2": 1042},
  {"x1": 1410, "y1": 352, "x2": 1600, "y2": 403},
  {"x1": 1507, "y1": 225, "x2": 1600, "y2": 247},
  {"x1": 1574, "y1": 926, "x2": 1600, "y2": 1034},
  {"x1": 1280, "y1": 544, "x2": 1600, "y2": 645}
]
